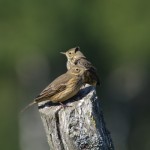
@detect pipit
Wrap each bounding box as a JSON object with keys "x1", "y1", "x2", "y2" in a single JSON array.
[
  {"x1": 61, "y1": 46, "x2": 100, "y2": 86},
  {"x1": 21, "y1": 65, "x2": 87, "y2": 112}
]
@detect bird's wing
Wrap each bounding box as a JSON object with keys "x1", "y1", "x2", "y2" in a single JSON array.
[
  {"x1": 76, "y1": 58, "x2": 96, "y2": 70},
  {"x1": 35, "y1": 73, "x2": 71, "y2": 102},
  {"x1": 76, "y1": 58, "x2": 101, "y2": 86}
]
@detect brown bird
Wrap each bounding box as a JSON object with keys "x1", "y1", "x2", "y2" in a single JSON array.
[
  {"x1": 21, "y1": 65, "x2": 87, "y2": 112},
  {"x1": 61, "y1": 46, "x2": 100, "y2": 86}
]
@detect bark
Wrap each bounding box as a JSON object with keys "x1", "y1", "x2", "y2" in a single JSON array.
[{"x1": 38, "y1": 85, "x2": 114, "y2": 150}]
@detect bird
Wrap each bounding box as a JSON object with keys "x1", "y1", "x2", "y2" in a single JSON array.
[
  {"x1": 61, "y1": 46, "x2": 100, "y2": 86},
  {"x1": 21, "y1": 65, "x2": 87, "y2": 112}
]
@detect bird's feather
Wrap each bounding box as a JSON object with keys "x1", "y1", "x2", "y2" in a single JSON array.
[{"x1": 35, "y1": 73, "x2": 72, "y2": 102}]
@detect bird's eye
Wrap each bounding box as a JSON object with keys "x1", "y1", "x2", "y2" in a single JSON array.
[
  {"x1": 69, "y1": 52, "x2": 72, "y2": 55},
  {"x1": 75, "y1": 68, "x2": 79, "y2": 71}
]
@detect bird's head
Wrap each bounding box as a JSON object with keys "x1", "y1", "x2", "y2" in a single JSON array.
[
  {"x1": 69, "y1": 65, "x2": 88, "y2": 76},
  {"x1": 60, "y1": 46, "x2": 86, "y2": 60}
]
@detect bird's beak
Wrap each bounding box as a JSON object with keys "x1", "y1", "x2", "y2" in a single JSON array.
[{"x1": 60, "y1": 52, "x2": 66, "y2": 55}]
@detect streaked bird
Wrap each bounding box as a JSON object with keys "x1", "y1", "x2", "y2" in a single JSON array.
[
  {"x1": 61, "y1": 46, "x2": 100, "y2": 86},
  {"x1": 21, "y1": 65, "x2": 87, "y2": 112}
]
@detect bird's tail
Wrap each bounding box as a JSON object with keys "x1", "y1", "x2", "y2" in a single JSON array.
[{"x1": 20, "y1": 101, "x2": 36, "y2": 113}]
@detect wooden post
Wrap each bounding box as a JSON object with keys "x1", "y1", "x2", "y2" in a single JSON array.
[{"x1": 38, "y1": 85, "x2": 114, "y2": 150}]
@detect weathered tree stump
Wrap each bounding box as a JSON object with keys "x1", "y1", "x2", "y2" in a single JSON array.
[{"x1": 38, "y1": 85, "x2": 114, "y2": 150}]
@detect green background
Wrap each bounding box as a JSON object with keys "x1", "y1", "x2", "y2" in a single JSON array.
[{"x1": 0, "y1": 0, "x2": 150, "y2": 150}]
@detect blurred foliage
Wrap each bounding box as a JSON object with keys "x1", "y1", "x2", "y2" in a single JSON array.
[{"x1": 0, "y1": 0, "x2": 150, "y2": 150}]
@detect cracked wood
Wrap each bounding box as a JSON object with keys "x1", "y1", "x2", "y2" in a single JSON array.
[{"x1": 38, "y1": 85, "x2": 115, "y2": 150}]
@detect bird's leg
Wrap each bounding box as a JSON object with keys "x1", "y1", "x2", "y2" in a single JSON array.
[{"x1": 59, "y1": 102, "x2": 72, "y2": 108}]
